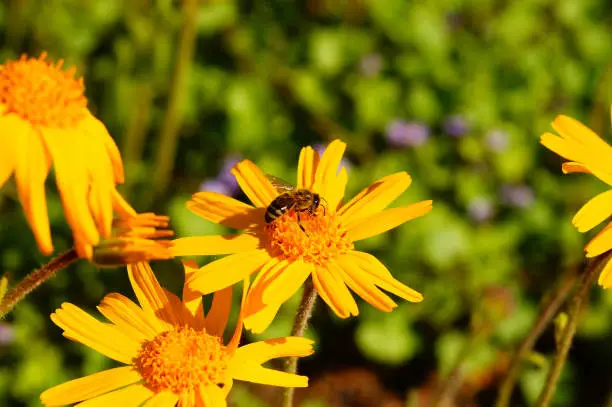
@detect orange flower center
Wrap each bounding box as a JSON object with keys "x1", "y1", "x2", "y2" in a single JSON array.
[
  {"x1": 266, "y1": 209, "x2": 354, "y2": 266},
  {"x1": 134, "y1": 326, "x2": 230, "y2": 394},
  {"x1": 0, "y1": 52, "x2": 87, "y2": 128}
]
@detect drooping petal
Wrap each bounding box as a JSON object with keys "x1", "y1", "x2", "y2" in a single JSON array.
[
  {"x1": 311, "y1": 266, "x2": 358, "y2": 318},
  {"x1": 128, "y1": 262, "x2": 182, "y2": 328},
  {"x1": 228, "y1": 361, "x2": 309, "y2": 388},
  {"x1": 233, "y1": 337, "x2": 315, "y2": 365},
  {"x1": 40, "y1": 367, "x2": 142, "y2": 406},
  {"x1": 97, "y1": 293, "x2": 161, "y2": 341},
  {"x1": 346, "y1": 252, "x2": 424, "y2": 302},
  {"x1": 338, "y1": 172, "x2": 412, "y2": 223},
  {"x1": 331, "y1": 259, "x2": 396, "y2": 312},
  {"x1": 187, "y1": 250, "x2": 271, "y2": 295},
  {"x1": 261, "y1": 260, "x2": 313, "y2": 306},
  {"x1": 572, "y1": 190, "x2": 612, "y2": 233},
  {"x1": 51, "y1": 303, "x2": 141, "y2": 364},
  {"x1": 171, "y1": 234, "x2": 262, "y2": 257},
  {"x1": 73, "y1": 384, "x2": 154, "y2": 407},
  {"x1": 196, "y1": 384, "x2": 227, "y2": 407},
  {"x1": 187, "y1": 192, "x2": 263, "y2": 231},
  {"x1": 0, "y1": 113, "x2": 19, "y2": 189},
  {"x1": 231, "y1": 159, "x2": 278, "y2": 208},
  {"x1": 181, "y1": 260, "x2": 205, "y2": 328},
  {"x1": 112, "y1": 190, "x2": 137, "y2": 218},
  {"x1": 204, "y1": 285, "x2": 233, "y2": 337},
  {"x1": 141, "y1": 391, "x2": 180, "y2": 407},
  {"x1": 313, "y1": 140, "x2": 346, "y2": 204},
  {"x1": 82, "y1": 112, "x2": 125, "y2": 184},
  {"x1": 585, "y1": 223, "x2": 612, "y2": 258},
  {"x1": 297, "y1": 146, "x2": 320, "y2": 189},
  {"x1": 346, "y1": 200, "x2": 432, "y2": 241},
  {"x1": 13, "y1": 120, "x2": 53, "y2": 254}
]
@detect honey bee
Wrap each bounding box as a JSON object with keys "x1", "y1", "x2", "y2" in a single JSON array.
[{"x1": 265, "y1": 175, "x2": 325, "y2": 233}]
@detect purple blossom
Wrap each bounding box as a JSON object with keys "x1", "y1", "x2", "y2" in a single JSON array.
[
  {"x1": 468, "y1": 197, "x2": 494, "y2": 223},
  {"x1": 217, "y1": 155, "x2": 241, "y2": 195},
  {"x1": 501, "y1": 185, "x2": 535, "y2": 208},
  {"x1": 386, "y1": 119, "x2": 430, "y2": 148},
  {"x1": 443, "y1": 115, "x2": 470, "y2": 137},
  {"x1": 359, "y1": 53, "x2": 383, "y2": 77},
  {"x1": 198, "y1": 178, "x2": 234, "y2": 196},
  {"x1": 0, "y1": 324, "x2": 14, "y2": 345},
  {"x1": 485, "y1": 129, "x2": 509, "y2": 152}
]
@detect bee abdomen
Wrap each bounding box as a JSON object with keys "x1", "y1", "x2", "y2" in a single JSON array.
[{"x1": 265, "y1": 199, "x2": 291, "y2": 223}]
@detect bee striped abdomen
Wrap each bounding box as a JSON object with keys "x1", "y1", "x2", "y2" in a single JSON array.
[{"x1": 265, "y1": 193, "x2": 295, "y2": 223}]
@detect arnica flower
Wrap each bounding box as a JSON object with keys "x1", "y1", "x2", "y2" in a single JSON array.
[
  {"x1": 0, "y1": 53, "x2": 124, "y2": 257},
  {"x1": 40, "y1": 261, "x2": 314, "y2": 406},
  {"x1": 541, "y1": 110, "x2": 612, "y2": 289},
  {"x1": 173, "y1": 140, "x2": 432, "y2": 333}
]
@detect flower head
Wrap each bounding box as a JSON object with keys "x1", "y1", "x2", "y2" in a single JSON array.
[
  {"x1": 0, "y1": 53, "x2": 124, "y2": 257},
  {"x1": 40, "y1": 261, "x2": 313, "y2": 406},
  {"x1": 540, "y1": 109, "x2": 612, "y2": 288},
  {"x1": 173, "y1": 140, "x2": 432, "y2": 333}
]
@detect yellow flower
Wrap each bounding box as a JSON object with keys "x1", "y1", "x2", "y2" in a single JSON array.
[
  {"x1": 541, "y1": 109, "x2": 612, "y2": 288},
  {"x1": 40, "y1": 261, "x2": 314, "y2": 406},
  {"x1": 173, "y1": 140, "x2": 432, "y2": 333},
  {"x1": 0, "y1": 53, "x2": 124, "y2": 257}
]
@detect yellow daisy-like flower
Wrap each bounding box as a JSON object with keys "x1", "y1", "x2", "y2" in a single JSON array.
[
  {"x1": 40, "y1": 261, "x2": 314, "y2": 406},
  {"x1": 173, "y1": 140, "x2": 432, "y2": 333},
  {"x1": 541, "y1": 109, "x2": 612, "y2": 289},
  {"x1": 0, "y1": 53, "x2": 124, "y2": 257}
]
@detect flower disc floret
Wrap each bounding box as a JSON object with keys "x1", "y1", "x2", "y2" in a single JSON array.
[
  {"x1": 0, "y1": 52, "x2": 87, "y2": 128},
  {"x1": 135, "y1": 326, "x2": 229, "y2": 394},
  {"x1": 266, "y1": 209, "x2": 354, "y2": 266}
]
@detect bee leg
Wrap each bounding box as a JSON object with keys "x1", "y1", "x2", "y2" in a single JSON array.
[{"x1": 297, "y1": 212, "x2": 308, "y2": 235}]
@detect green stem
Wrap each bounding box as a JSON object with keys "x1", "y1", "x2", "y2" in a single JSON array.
[
  {"x1": 496, "y1": 269, "x2": 579, "y2": 407},
  {"x1": 535, "y1": 256, "x2": 606, "y2": 407},
  {"x1": 150, "y1": 0, "x2": 198, "y2": 198},
  {"x1": 0, "y1": 249, "x2": 79, "y2": 319},
  {"x1": 282, "y1": 278, "x2": 318, "y2": 407}
]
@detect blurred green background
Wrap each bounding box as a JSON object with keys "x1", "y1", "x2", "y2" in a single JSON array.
[{"x1": 1, "y1": 0, "x2": 612, "y2": 406}]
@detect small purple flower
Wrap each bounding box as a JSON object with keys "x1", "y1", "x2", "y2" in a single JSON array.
[
  {"x1": 359, "y1": 53, "x2": 383, "y2": 78},
  {"x1": 386, "y1": 119, "x2": 430, "y2": 148},
  {"x1": 198, "y1": 178, "x2": 233, "y2": 196},
  {"x1": 217, "y1": 155, "x2": 241, "y2": 195},
  {"x1": 501, "y1": 185, "x2": 535, "y2": 208},
  {"x1": 313, "y1": 143, "x2": 352, "y2": 173},
  {"x1": 485, "y1": 129, "x2": 509, "y2": 152},
  {"x1": 468, "y1": 197, "x2": 494, "y2": 223},
  {"x1": 443, "y1": 115, "x2": 470, "y2": 137},
  {"x1": 0, "y1": 324, "x2": 14, "y2": 345}
]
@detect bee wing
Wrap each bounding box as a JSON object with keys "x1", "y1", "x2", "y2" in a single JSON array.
[{"x1": 265, "y1": 174, "x2": 296, "y2": 193}]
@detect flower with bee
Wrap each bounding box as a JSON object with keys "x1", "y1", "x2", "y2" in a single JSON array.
[{"x1": 173, "y1": 140, "x2": 432, "y2": 333}]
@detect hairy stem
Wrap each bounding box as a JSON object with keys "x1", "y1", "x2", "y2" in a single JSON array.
[
  {"x1": 282, "y1": 278, "x2": 318, "y2": 407},
  {"x1": 535, "y1": 256, "x2": 606, "y2": 407},
  {"x1": 496, "y1": 268, "x2": 579, "y2": 407},
  {"x1": 0, "y1": 249, "x2": 79, "y2": 319}
]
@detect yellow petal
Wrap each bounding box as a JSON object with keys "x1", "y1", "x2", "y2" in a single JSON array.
[
  {"x1": 0, "y1": 114, "x2": 18, "y2": 189},
  {"x1": 196, "y1": 384, "x2": 227, "y2": 407},
  {"x1": 261, "y1": 260, "x2": 313, "y2": 306},
  {"x1": 229, "y1": 361, "x2": 309, "y2": 388},
  {"x1": 346, "y1": 252, "x2": 424, "y2": 302},
  {"x1": 73, "y1": 384, "x2": 154, "y2": 407},
  {"x1": 330, "y1": 259, "x2": 396, "y2": 312},
  {"x1": 142, "y1": 391, "x2": 180, "y2": 407},
  {"x1": 40, "y1": 366, "x2": 142, "y2": 406},
  {"x1": 338, "y1": 172, "x2": 412, "y2": 223},
  {"x1": 181, "y1": 260, "x2": 205, "y2": 328},
  {"x1": 231, "y1": 159, "x2": 278, "y2": 208},
  {"x1": 187, "y1": 191, "x2": 263, "y2": 230},
  {"x1": 313, "y1": 140, "x2": 347, "y2": 205},
  {"x1": 347, "y1": 200, "x2": 432, "y2": 241},
  {"x1": 171, "y1": 234, "x2": 262, "y2": 257},
  {"x1": 41, "y1": 127, "x2": 100, "y2": 247},
  {"x1": 572, "y1": 190, "x2": 612, "y2": 232},
  {"x1": 51, "y1": 303, "x2": 140, "y2": 364},
  {"x1": 97, "y1": 293, "x2": 161, "y2": 342},
  {"x1": 552, "y1": 115, "x2": 612, "y2": 158},
  {"x1": 297, "y1": 146, "x2": 320, "y2": 189},
  {"x1": 178, "y1": 391, "x2": 196, "y2": 407},
  {"x1": 128, "y1": 262, "x2": 181, "y2": 329},
  {"x1": 112, "y1": 190, "x2": 137, "y2": 218},
  {"x1": 325, "y1": 165, "x2": 348, "y2": 212},
  {"x1": 82, "y1": 112, "x2": 125, "y2": 184},
  {"x1": 585, "y1": 223, "x2": 612, "y2": 258},
  {"x1": 228, "y1": 279, "x2": 250, "y2": 351},
  {"x1": 598, "y1": 257, "x2": 612, "y2": 289},
  {"x1": 233, "y1": 337, "x2": 315, "y2": 365},
  {"x1": 205, "y1": 285, "x2": 233, "y2": 337},
  {"x1": 13, "y1": 119, "x2": 53, "y2": 254},
  {"x1": 243, "y1": 302, "x2": 282, "y2": 334},
  {"x1": 187, "y1": 250, "x2": 271, "y2": 295},
  {"x1": 245, "y1": 259, "x2": 288, "y2": 313},
  {"x1": 311, "y1": 266, "x2": 357, "y2": 318},
  {"x1": 562, "y1": 162, "x2": 591, "y2": 174}
]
